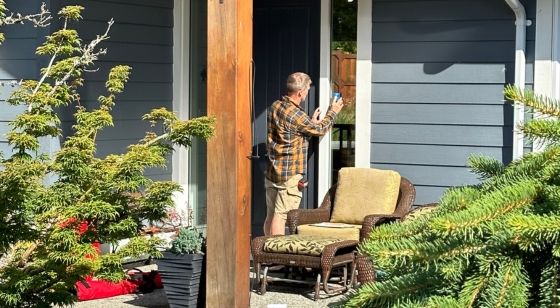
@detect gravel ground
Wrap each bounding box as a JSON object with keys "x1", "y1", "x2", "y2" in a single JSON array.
[{"x1": 68, "y1": 267, "x2": 352, "y2": 308}]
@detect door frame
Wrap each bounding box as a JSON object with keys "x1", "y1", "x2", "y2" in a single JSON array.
[
  {"x1": 317, "y1": 0, "x2": 372, "y2": 198},
  {"x1": 173, "y1": 0, "x2": 375, "y2": 210},
  {"x1": 171, "y1": 0, "x2": 191, "y2": 215}
]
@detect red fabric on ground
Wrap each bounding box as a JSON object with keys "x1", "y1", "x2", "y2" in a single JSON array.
[
  {"x1": 76, "y1": 276, "x2": 139, "y2": 301},
  {"x1": 76, "y1": 271, "x2": 163, "y2": 301}
]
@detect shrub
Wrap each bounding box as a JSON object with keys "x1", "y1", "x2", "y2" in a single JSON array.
[
  {"x1": 169, "y1": 227, "x2": 204, "y2": 255},
  {"x1": 0, "y1": 3, "x2": 214, "y2": 307},
  {"x1": 345, "y1": 86, "x2": 560, "y2": 307}
]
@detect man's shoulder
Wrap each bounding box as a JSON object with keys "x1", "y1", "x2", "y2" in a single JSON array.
[{"x1": 271, "y1": 97, "x2": 286, "y2": 106}]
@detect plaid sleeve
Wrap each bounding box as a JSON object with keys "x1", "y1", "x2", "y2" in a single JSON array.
[{"x1": 291, "y1": 109, "x2": 337, "y2": 137}]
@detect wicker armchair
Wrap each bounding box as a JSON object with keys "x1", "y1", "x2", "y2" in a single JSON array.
[
  {"x1": 286, "y1": 176, "x2": 415, "y2": 242},
  {"x1": 286, "y1": 176, "x2": 415, "y2": 283}
]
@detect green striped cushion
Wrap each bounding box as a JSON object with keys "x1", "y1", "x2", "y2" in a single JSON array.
[{"x1": 263, "y1": 235, "x2": 341, "y2": 256}]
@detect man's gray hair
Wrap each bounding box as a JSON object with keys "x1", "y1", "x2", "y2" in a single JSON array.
[{"x1": 286, "y1": 72, "x2": 311, "y2": 93}]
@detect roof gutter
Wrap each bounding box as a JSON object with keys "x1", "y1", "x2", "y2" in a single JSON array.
[{"x1": 504, "y1": 0, "x2": 531, "y2": 160}]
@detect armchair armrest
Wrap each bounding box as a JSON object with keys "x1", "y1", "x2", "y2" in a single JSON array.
[
  {"x1": 360, "y1": 214, "x2": 402, "y2": 241},
  {"x1": 286, "y1": 208, "x2": 331, "y2": 235}
]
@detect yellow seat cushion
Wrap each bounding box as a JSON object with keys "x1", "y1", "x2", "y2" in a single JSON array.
[
  {"x1": 331, "y1": 167, "x2": 401, "y2": 224},
  {"x1": 297, "y1": 223, "x2": 361, "y2": 241},
  {"x1": 263, "y1": 235, "x2": 342, "y2": 256}
]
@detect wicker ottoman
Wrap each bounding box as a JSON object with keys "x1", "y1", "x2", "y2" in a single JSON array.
[{"x1": 251, "y1": 235, "x2": 358, "y2": 300}]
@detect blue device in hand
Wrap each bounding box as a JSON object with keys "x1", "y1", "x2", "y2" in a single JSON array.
[{"x1": 333, "y1": 92, "x2": 341, "y2": 100}]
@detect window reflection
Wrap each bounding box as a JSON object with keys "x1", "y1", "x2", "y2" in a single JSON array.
[{"x1": 331, "y1": 0, "x2": 357, "y2": 183}]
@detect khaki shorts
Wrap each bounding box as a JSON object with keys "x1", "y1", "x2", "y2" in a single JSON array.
[{"x1": 265, "y1": 174, "x2": 303, "y2": 220}]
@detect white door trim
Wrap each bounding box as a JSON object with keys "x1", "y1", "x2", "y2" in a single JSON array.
[
  {"x1": 317, "y1": 0, "x2": 372, "y2": 198},
  {"x1": 355, "y1": 0, "x2": 372, "y2": 167},
  {"x1": 317, "y1": 0, "x2": 333, "y2": 199}
]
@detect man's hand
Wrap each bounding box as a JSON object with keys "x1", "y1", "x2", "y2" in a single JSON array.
[
  {"x1": 331, "y1": 96, "x2": 344, "y2": 113},
  {"x1": 311, "y1": 107, "x2": 323, "y2": 124}
]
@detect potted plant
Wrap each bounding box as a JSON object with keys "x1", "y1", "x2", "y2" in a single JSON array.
[{"x1": 157, "y1": 220, "x2": 205, "y2": 308}]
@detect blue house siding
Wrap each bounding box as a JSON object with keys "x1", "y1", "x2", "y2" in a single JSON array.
[
  {"x1": 0, "y1": 1, "x2": 174, "y2": 180},
  {"x1": 0, "y1": 0, "x2": 44, "y2": 156},
  {"x1": 56, "y1": 0, "x2": 174, "y2": 180},
  {"x1": 370, "y1": 0, "x2": 536, "y2": 204}
]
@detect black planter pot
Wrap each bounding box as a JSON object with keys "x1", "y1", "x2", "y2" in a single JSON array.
[{"x1": 158, "y1": 252, "x2": 205, "y2": 308}]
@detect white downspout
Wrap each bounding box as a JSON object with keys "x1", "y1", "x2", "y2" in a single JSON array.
[{"x1": 505, "y1": 0, "x2": 531, "y2": 160}]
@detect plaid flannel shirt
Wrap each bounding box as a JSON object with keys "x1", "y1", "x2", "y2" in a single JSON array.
[{"x1": 266, "y1": 96, "x2": 338, "y2": 183}]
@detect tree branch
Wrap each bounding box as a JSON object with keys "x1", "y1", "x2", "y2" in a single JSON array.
[{"x1": 2, "y1": 3, "x2": 51, "y2": 28}]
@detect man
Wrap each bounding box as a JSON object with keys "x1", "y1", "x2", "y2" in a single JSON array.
[{"x1": 264, "y1": 72, "x2": 344, "y2": 235}]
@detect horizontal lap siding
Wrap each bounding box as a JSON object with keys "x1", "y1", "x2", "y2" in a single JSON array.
[
  {"x1": 0, "y1": 0, "x2": 42, "y2": 157},
  {"x1": 371, "y1": 0, "x2": 535, "y2": 204},
  {"x1": 57, "y1": 0, "x2": 174, "y2": 180}
]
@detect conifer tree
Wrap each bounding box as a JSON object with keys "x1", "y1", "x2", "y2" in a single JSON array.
[
  {"x1": 345, "y1": 86, "x2": 560, "y2": 308},
  {"x1": 0, "y1": 3, "x2": 214, "y2": 307}
]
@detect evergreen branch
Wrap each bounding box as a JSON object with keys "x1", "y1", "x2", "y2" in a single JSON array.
[
  {"x1": 344, "y1": 270, "x2": 442, "y2": 308},
  {"x1": 460, "y1": 270, "x2": 491, "y2": 307},
  {"x1": 537, "y1": 259, "x2": 560, "y2": 308},
  {"x1": 431, "y1": 180, "x2": 538, "y2": 238},
  {"x1": 509, "y1": 214, "x2": 560, "y2": 252},
  {"x1": 363, "y1": 234, "x2": 485, "y2": 272},
  {"x1": 505, "y1": 85, "x2": 560, "y2": 117},
  {"x1": 434, "y1": 186, "x2": 483, "y2": 215},
  {"x1": 422, "y1": 296, "x2": 463, "y2": 308},
  {"x1": 481, "y1": 146, "x2": 560, "y2": 191},
  {"x1": 522, "y1": 119, "x2": 560, "y2": 145},
  {"x1": 468, "y1": 154, "x2": 505, "y2": 180},
  {"x1": 478, "y1": 257, "x2": 529, "y2": 308}
]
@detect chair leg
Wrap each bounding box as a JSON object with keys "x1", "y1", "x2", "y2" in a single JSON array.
[
  {"x1": 349, "y1": 259, "x2": 357, "y2": 288},
  {"x1": 261, "y1": 266, "x2": 269, "y2": 295},
  {"x1": 322, "y1": 269, "x2": 332, "y2": 294},
  {"x1": 314, "y1": 273, "x2": 321, "y2": 301},
  {"x1": 255, "y1": 262, "x2": 261, "y2": 284},
  {"x1": 356, "y1": 253, "x2": 375, "y2": 283},
  {"x1": 342, "y1": 266, "x2": 348, "y2": 288}
]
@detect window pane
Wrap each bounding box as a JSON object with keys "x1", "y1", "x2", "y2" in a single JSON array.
[
  {"x1": 189, "y1": 0, "x2": 208, "y2": 225},
  {"x1": 331, "y1": 0, "x2": 357, "y2": 183}
]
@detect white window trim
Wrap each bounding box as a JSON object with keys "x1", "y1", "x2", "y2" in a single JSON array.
[
  {"x1": 172, "y1": 0, "x2": 191, "y2": 213},
  {"x1": 534, "y1": 0, "x2": 560, "y2": 151}
]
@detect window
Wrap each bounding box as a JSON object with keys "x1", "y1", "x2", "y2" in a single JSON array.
[
  {"x1": 189, "y1": 0, "x2": 208, "y2": 225},
  {"x1": 331, "y1": 0, "x2": 357, "y2": 182}
]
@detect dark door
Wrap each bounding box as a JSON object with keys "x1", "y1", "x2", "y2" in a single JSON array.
[{"x1": 251, "y1": 0, "x2": 321, "y2": 237}]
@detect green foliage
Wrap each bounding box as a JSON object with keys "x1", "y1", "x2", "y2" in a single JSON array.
[
  {"x1": 169, "y1": 227, "x2": 204, "y2": 255},
  {"x1": 334, "y1": 99, "x2": 356, "y2": 125},
  {"x1": 345, "y1": 87, "x2": 560, "y2": 307},
  {"x1": 0, "y1": 4, "x2": 214, "y2": 307},
  {"x1": 332, "y1": 0, "x2": 356, "y2": 43},
  {"x1": 332, "y1": 41, "x2": 356, "y2": 54}
]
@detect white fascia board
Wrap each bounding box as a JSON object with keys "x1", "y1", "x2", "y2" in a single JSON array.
[{"x1": 355, "y1": 0, "x2": 372, "y2": 167}]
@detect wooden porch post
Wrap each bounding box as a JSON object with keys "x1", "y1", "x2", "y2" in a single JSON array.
[{"x1": 206, "y1": 0, "x2": 252, "y2": 307}]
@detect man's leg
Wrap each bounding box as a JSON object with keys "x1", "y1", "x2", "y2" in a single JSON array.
[
  {"x1": 264, "y1": 178, "x2": 276, "y2": 236},
  {"x1": 270, "y1": 174, "x2": 303, "y2": 235},
  {"x1": 263, "y1": 215, "x2": 273, "y2": 236},
  {"x1": 269, "y1": 214, "x2": 286, "y2": 235}
]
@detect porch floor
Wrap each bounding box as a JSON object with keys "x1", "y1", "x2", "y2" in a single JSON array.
[{"x1": 68, "y1": 267, "x2": 349, "y2": 307}]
